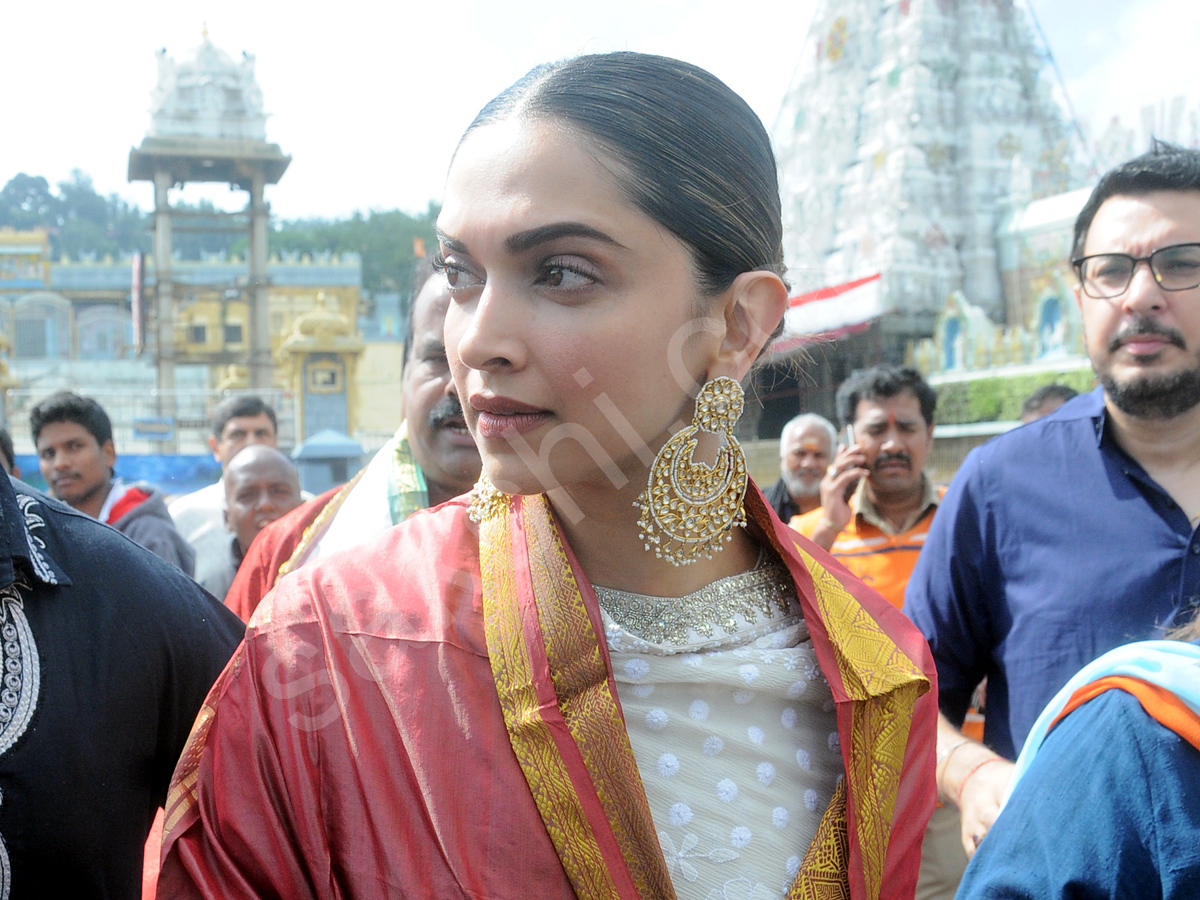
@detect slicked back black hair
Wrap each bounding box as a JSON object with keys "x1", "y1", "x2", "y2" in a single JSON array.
[{"x1": 461, "y1": 52, "x2": 788, "y2": 311}]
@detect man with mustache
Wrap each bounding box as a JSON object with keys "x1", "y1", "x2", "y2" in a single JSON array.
[
  {"x1": 791, "y1": 365, "x2": 942, "y2": 610},
  {"x1": 904, "y1": 141, "x2": 1200, "y2": 867},
  {"x1": 791, "y1": 365, "x2": 960, "y2": 899},
  {"x1": 765, "y1": 413, "x2": 836, "y2": 521},
  {"x1": 222, "y1": 267, "x2": 482, "y2": 622}
]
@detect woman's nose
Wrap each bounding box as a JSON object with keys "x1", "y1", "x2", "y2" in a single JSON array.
[{"x1": 453, "y1": 281, "x2": 528, "y2": 373}]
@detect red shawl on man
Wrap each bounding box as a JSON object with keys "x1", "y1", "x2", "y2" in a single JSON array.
[
  {"x1": 159, "y1": 484, "x2": 936, "y2": 899},
  {"x1": 222, "y1": 486, "x2": 341, "y2": 623}
]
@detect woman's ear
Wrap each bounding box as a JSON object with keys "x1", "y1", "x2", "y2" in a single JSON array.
[{"x1": 708, "y1": 271, "x2": 788, "y2": 381}]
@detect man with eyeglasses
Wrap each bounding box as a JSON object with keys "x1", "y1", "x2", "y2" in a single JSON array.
[{"x1": 904, "y1": 140, "x2": 1200, "y2": 863}]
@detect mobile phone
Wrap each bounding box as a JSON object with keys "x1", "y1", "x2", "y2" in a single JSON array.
[{"x1": 840, "y1": 424, "x2": 859, "y2": 501}]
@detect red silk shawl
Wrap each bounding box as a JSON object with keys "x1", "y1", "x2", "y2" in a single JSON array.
[{"x1": 159, "y1": 482, "x2": 935, "y2": 900}]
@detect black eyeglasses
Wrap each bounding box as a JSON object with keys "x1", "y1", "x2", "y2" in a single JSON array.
[{"x1": 1072, "y1": 242, "x2": 1200, "y2": 299}]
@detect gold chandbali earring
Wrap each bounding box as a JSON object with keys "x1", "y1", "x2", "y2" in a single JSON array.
[{"x1": 635, "y1": 376, "x2": 748, "y2": 566}]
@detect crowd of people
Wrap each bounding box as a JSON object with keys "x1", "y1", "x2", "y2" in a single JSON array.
[{"x1": 0, "y1": 51, "x2": 1196, "y2": 900}]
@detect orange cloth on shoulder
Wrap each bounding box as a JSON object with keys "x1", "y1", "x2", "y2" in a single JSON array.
[{"x1": 1052, "y1": 675, "x2": 1200, "y2": 752}]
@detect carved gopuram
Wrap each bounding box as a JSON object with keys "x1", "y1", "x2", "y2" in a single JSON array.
[
  {"x1": 751, "y1": 0, "x2": 1084, "y2": 434},
  {"x1": 775, "y1": 0, "x2": 1078, "y2": 335}
]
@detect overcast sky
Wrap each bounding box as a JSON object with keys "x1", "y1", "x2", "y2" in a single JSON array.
[{"x1": 4, "y1": 0, "x2": 1194, "y2": 220}]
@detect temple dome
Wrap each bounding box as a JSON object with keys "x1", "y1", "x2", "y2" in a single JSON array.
[{"x1": 148, "y1": 32, "x2": 267, "y2": 142}]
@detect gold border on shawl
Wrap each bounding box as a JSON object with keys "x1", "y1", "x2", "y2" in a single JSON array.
[
  {"x1": 162, "y1": 764, "x2": 201, "y2": 836},
  {"x1": 847, "y1": 682, "x2": 922, "y2": 900},
  {"x1": 162, "y1": 643, "x2": 246, "y2": 837},
  {"x1": 795, "y1": 546, "x2": 925, "y2": 697},
  {"x1": 478, "y1": 507, "x2": 622, "y2": 900},
  {"x1": 787, "y1": 778, "x2": 850, "y2": 900},
  {"x1": 796, "y1": 547, "x2": 925, "y2": 900},
  {"x1": 522, "y1": 497, "x2": 676, "y2": 900}
]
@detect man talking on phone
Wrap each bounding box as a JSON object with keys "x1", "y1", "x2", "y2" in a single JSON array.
[{"x1": 791, "y1": 365, "x2": 942, "y2": 610}]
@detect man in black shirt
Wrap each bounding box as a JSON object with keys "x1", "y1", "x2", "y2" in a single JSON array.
[{"x1": 0, "y1": 472, "x2": 243, "y2": 898}]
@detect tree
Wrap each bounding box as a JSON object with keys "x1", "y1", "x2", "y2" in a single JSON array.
[
  {"x1": 0, "y1": 171, "x2": 152, "y2": 260},
  {"x1": 257, "y1": 202, "x2": 439, "y2": 298},
  {"x1": 1, "y1": 170, "x2": 439, "y2": 305},
  {"x1": 0, "y1": 174, "x2": 63, "y2": 231}
]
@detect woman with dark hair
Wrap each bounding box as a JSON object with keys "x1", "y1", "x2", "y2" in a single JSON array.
[{"x1": 159, "y1": 53, "x2": 936, "y2": 900}]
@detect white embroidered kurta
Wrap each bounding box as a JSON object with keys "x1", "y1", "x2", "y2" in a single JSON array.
[{"x1": 598, "y1": 555, "x2": 844, "y2": 900}]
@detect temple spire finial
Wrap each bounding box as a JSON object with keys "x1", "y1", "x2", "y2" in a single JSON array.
[{"x1": 147, "y1": 31, "x2": 266, "y2": 142}]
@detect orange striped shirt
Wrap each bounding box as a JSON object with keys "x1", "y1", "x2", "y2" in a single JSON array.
[{"x1": 791, "y1": 479, "x2": 946, "y2": 610}]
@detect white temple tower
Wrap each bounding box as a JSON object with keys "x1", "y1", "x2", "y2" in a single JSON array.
[
  {"x1": 148, "y1": 36, "x2": 269, "y2": 142},
  {"x1": 128, "y1": 31, "x2": 290, "y2": 439},
  {"x1": 775, "y1": 0, "x2": 1078, "y2": 338}
]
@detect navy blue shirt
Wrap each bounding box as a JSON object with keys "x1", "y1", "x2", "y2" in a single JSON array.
[
  {"x1": 903, "y1": 388, "x2": 1200, "y2": 759},
  {"x1": 956, "y1": 688, "x2": 1200, "y2": 899}
]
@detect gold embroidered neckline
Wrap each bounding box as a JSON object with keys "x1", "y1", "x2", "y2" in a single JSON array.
[{"x1": 593, "y1": 551, "x2": 799, "y2": 646}]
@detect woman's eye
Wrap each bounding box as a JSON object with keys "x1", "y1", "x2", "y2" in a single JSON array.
[
  {"x1": 540, "y1": 264, "x2": 595, "y2": 289},
  {"x1": 441, "y1": 264, "x2": 482, "y2": 293}
]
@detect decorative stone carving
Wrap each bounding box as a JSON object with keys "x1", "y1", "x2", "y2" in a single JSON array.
[
  {"x1": 275, "y1": 293, "x2": 364, "y2": 437},
  {"x1": 148, "y1": 31, "x2": 267, "y2": 141},
  {"x1": 774, "y1": 0, "x2": 1083, "y2": 330}
]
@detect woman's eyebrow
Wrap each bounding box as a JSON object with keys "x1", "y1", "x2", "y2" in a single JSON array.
[
  {"x1": 506, "y1": 222, "x2": 627, "y2": 253},
  {"x1": 435, "y1": 229, "x2": 468, "y2": 253},
  {"x1": 436, "y1": 223, "x2": 628, "y2": 256}
]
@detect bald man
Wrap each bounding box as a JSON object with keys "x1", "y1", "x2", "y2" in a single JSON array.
[{"x1": 199, "y1": 445, "x2": 303, "y2": 601}]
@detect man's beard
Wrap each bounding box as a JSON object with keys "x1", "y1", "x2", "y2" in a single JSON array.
[
  {"x1": 782, "y1": 470, "x2": 821, "y2": 499},
  {"x1": 1103, "y1": 367, "x2": 1200, "y2": 418},
  {"x1": 1098, "y1": 317, "x2": 1200, "y2": 419}
]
